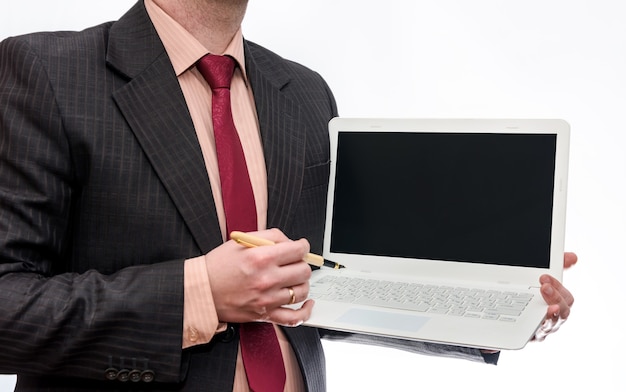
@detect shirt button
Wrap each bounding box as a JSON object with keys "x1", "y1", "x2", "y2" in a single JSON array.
[{"x1": 220, "y1": 325, "x2": 236, "y2": 342}]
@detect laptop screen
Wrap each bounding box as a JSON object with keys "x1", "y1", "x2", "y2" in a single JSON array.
[{"x1": 329, "y1": 131, "x2": 557, "y2": 269}]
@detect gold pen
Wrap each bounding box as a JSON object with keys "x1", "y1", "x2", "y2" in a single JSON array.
[{"x1": 230, "y1": 231, "x2": 345, "y2": 269}]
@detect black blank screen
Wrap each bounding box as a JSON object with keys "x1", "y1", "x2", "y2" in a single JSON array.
[{"x1": 329, "y1": 132, "x2": 557, "y2": 268}]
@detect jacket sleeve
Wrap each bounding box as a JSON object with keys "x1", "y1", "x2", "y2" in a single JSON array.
[{"x1": 0, "y1": 35, "x2": 186, "y2": 384}]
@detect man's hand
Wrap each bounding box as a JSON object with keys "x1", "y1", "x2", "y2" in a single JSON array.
[
  {"x1": 534, "y1": 252, "x2": 577, "y2": 341},
  {"x1": 204, "y1": 228, "x2": 314, "y2": 327}
]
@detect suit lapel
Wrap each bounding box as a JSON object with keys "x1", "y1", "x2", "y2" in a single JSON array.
[
  {"x1": 245, "y1": 43, "x2": 306, "y2": 232},
  {"x1": 103, "y1": 3, "x2": 307, "y2": 253},
  {"x1": 104, "y1": 5, "x2": 320, "y2": 389},
  {"x1": 106, "y1": 2, "x2": 223, "y2": 253}
]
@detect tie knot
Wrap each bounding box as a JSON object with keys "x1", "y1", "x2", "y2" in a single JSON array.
[{"x1": 197, "y1": 54, "x2": 236, "y2": 90}]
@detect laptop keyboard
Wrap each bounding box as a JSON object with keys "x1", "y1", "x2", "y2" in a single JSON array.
[{"x1": 309, "y1": 275, "x2": 534, "y2": 322}]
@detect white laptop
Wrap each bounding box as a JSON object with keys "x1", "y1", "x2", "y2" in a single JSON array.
[{"x1": 304, "y1": 118, "x2": 570, "y2": 350}]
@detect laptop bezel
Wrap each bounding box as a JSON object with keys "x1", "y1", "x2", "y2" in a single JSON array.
[{"x1": 323, "y1": 118, "x2": 570, "y2": 287}]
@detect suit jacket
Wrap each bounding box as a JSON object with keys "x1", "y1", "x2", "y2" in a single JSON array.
[{"x1": 0, "y1": 1, "x2": 335, "y2": 390}]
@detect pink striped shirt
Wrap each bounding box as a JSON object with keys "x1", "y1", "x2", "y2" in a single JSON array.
[{"x1": 145, "y1": 1, "x2": 305, "y2": 390}]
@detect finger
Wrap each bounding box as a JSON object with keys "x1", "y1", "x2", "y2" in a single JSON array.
[
  {"x1": 267, "y1": 281, "x2": 310, "y2": 309},
  {"x1": 271, "y1": 238, "x2": 311, "y2": 267},
  {"x1": 540, "y1": 274, "x2": 574, "y2": 307},
  {"x1": 564, "y1": 252, "x2": 578, "y2": 269},
  {"x1": 533, "y1": 307, "x2": 558, "y2": 342},
  {"x1": 533, "y1": 318, "x2": 554, "y2": 342},
  {"x1": 265, "y1": 299, "x2": 315, "y2": 327},
  {"x1": 245, "y1": 229, "x2": 313, "y2": 268},
  {"x1": 269, "y1": 258, "x2": 312, "y2": 298},
  {"x1": 244, "y1": 228, "x2": 304, "y2": 246},
  {"x1": 546, "y1": 303, "x2": 561, "y2": 322},
  {"x1": 238, "y1": 237, "x2": 310, "y2": 269},
  {"x1": 245, "y1": 261, "x2": 311, "y2": 312},
  {"x1": 243, "y1": 228, "x2": 290, "y2": 243},
  {"x1": 533, "y1": 304, "x2": 567, "y2": 342},
  {"x1": 284, "y1": 282, "x2": 309, "y2": 305},
  {"x1": 540, "y1": 281, "x2": 572, "y2": 320}
]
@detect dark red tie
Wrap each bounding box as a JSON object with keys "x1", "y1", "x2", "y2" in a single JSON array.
[{"x1": 197, "y1": 54, "x2": 286, "y2": 392}]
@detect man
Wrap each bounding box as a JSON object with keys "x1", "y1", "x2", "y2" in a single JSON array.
[{"x1": 0, "y1": 0, "x2": 575, "y2": 391}]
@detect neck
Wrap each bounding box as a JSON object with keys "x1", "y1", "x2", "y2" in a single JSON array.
[{"x1": 153, "y1": 0, "x2": 248, "y2": 53}]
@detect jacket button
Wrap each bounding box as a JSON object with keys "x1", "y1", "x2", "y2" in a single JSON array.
[
  {"x1": 141, "y1": 370, "x2": 155, "y2": 383},
  {"x1": 116, "y1": 369, "x2": 130, "y2": 382},
  {"x1": 129, "y1": 370, "x2": 142, "y2": 382},
  {"x1": 104, "y1": 368, "x2": 118, "y2": 381},
  {"x1": 220, "y1": 325, "x2": 236, "y2": 342}
]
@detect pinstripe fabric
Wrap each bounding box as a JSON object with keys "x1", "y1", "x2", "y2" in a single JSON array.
[
  {"x1": 0, "y1": 1, "x2": 336, "y2": 391},
  {"x1": 145, "y1": 0, "x2": 269, "y2": 241}
]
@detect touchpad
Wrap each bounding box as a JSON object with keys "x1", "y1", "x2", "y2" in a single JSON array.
[{"x1": 336, "y1": 308, "x2": 429, "y2": 332}]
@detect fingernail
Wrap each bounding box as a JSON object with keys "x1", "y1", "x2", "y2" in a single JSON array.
[{"x1": 543, "y1": 285, "x2": 554, "y2": 296}]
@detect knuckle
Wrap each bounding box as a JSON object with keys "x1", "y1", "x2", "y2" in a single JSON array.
[
  {"x1": 246, "y1": 251, "x2": 271, "y2": 269},
  {"x1": 298, "y1": 238, "x2": 311, "y2": 254},
  {"x1": 252, "y1": 274, "x2": 274, "y2": 292},
  {"x1": 268, "y1": 228, "x2": 285, "y2": 241},
  {"x1": 255, "y1": 312, "x2": 270, "y2": 321},
  {"x1": 252, "y1": 295, "x2": 272, "y2": 309}
]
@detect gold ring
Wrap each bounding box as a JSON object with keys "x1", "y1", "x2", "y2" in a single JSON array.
[{"x1": 287, "y1": 287, "x2": 296, "y2": 305}]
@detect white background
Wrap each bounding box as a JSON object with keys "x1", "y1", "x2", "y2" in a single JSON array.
[{"x1": 2, "y1": 1, "x2": 624, "y2": 391}]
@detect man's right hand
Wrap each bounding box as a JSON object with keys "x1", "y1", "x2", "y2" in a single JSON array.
[{"x1": 204, "y1": 228, "x2": 315, "y2": 327}]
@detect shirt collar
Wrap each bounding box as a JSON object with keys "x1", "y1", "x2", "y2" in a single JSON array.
[{"x1": 144, "y1": 0, "x2": 247, "y2": 80}]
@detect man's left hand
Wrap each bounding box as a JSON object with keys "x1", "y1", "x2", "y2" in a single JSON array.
[{"x1": 534, "y1": 252, "x2": 577, "y2": 341}]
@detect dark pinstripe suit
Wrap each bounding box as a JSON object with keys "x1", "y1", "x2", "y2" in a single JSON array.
[{"x1": 0, "y1": 1, "x2": 334, "y2": 390}]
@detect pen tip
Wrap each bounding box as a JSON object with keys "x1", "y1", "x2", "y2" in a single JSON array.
[{"x1": 324, "y1": 259, "x2": 345, "y2": 270}]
